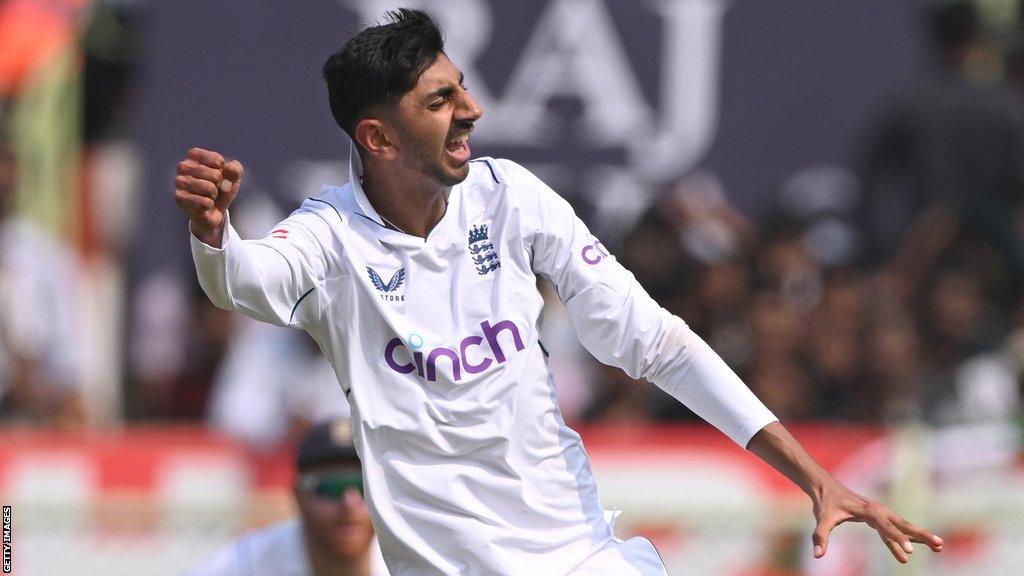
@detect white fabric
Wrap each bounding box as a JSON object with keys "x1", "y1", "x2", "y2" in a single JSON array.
[
  {"x1": 0, "y1": 218, "x2": 80, "y2": 399},
  {"x1": 566, "y1": 537, "x2": 668, "y2": 576},
  {"x1": 209, "y1": 317, "x2": 350, "y2": 449},
  {"x1": 185, "y1": 518, "x2": 389, "y2": 576},
  {"x1": 562, "y1": 509, "x2": 667, "y2": 575},
  {"x1": 191, "y1": 152, "x2": 777, "y2": 575}
]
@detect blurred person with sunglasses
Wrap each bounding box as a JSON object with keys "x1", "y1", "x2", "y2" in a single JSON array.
[{"x1": 187, "y1": 419, "x2": 389, "y2": 576}]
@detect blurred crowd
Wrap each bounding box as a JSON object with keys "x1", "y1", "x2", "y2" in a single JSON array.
[
  {"x1": 587, "y1": 1, "x2": 1024, "y2": 429},
  {"x1": 588, "y1": 1, "x2": 1024, "y2": 428},
  {"x1": 1, "y1": 0, "x2": 1024, "y2": 451}
]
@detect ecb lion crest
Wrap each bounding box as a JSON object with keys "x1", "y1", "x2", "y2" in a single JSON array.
[{"x1": 468, "y1": 224, "x2": 500, "y2": 276}]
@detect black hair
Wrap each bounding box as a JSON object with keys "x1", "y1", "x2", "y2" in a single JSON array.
[
  {"x1": 925, "y1": 0, "x2": 980, "y2": 56},
  {"x1": 322, "y1": 8, "x2": 445, "y2": 141}
]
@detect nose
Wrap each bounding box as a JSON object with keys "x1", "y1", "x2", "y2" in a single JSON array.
[
  {"x1": 457, "y1": 88, "x2": 483, "y2": 122},
  {"x1": 342, "y1": 487, "x2": 365, "y2": 509}
]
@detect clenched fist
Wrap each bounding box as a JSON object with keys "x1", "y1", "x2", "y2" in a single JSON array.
[{"x1": 174, "y1": 147, "x2": 244, "y2": 248}]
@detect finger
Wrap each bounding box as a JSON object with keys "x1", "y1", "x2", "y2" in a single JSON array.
[
  {"x1": 812, "y1": 515, "x2": 842, "y2": 558},
  {"x1": 217, "y1": 159, "x2": 244, "y2": 207},
  {"x1": 876, "y1": 518, "x2": 915, "y2": 557},
  {"x1": 222, "y1": 159, "x2": 244, "y2": 185},
  {"x1": 187, "y1": 147, "x2": 225, "y2": 169},
  {"x1": 177, "y1": 159, "x2": 222, "y2": 183},
  {"x1": 175, "y1": 188, "x2": 214, "y2": 211},
  {"x1": 891, "y1": 515, "x2": 943, "y2": 551},
  {"x1": 879, "y1": 533, "x2": 909, "y2": 564},
  {"x1": 175, "y1": 174, "x2": 219, "y2": 200}
]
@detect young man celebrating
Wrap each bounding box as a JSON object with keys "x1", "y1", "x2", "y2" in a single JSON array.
[{"x1": 175, "y1": 9, "x2": 943, "y2": 575}]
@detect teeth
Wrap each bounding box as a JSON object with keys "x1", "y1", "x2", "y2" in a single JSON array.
[{"x1": 447, "y1": 133, "x2": 470, "y2": 144}]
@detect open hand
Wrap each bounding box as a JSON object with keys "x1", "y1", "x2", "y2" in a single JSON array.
[{"x1": 812, "y1": 480, "x2": 943, "y2": 563}]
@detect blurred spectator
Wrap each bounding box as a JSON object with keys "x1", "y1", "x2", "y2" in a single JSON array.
[
  {"x1": 583, "y1": 362, "x2": 656, "y2": 424},
  {"x1": 0, "y1": 137, "x2": 83, "y2": 425},
  {"x1": 133, "y1": 278, "x2": 234, "y2": 419},
  {"x1": 865, "y1": 300, "x2": 927, "y2": 422},
  {"x1": 132, "y1": 272, "x2": 352, "y2": 445},
  {"x1": 663, "y1": 172, "x2": 755, "y2": 271},
  {"x1": 916, "y1": 258, "x2": 1008, "y2": 424},
  {"x1": 619, "y1": 206, "x2": 692, "y2": 306},
  {"x1": 776, "y1": 166, "x2": 864, "y2": 270},
  {"x1": 744, "y1": 292, "x2": 816, "y2": 420},
  {"x1": 209, "y1": 319, "x2": 350, "y2": 451},
  {"x1": 82, "y1": 0, "x2": 146, "y2": 144},
  {"x1": 692, "y1": 255, "x2": 753, "y2": 371},
  {"x1": 806, "y1": 270, "x2": 871, "y2": 421},
  {"x1": 187, "y1": 418, "x2": 389, "y2": 576},
  {"x1": 858, "y1": 0, "x2": 1024, "y2": 297},
  {"x1": 1007, "y1": 32, "x2": 1024, "y2": 106},
  {"x1": 662, "y1": 172, "x2": 757, "y2": 346},
  {"x1": 755, "y1": 220, "x2": 824, "y2": 313},
  {"x1": 0, "y1": 0, "x2": 87, "y2": 97}
]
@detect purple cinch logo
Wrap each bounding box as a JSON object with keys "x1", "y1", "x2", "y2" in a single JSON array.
[
  {"x1": 384, "y1": 320, "x2": 525, "y2": 382},
  {"x1": 581, "y1": 236, "x2": 609, "y2": 265}
]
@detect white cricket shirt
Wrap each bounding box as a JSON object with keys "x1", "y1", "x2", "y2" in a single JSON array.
[{"x1": 191, "y1": 148, "x2": 777, "y2": 575}]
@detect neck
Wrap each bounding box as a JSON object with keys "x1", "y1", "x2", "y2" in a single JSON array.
[
  {"x1": 304, "y1": 530, "x2": 372, "y2": 576},
  {"x1": 361, "y1": 165, "x2": 449, "y2": 238}
]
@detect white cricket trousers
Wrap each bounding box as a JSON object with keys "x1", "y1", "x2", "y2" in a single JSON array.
[{"x1": 566, "y1": 536, "x2": 669, "y2": 575}]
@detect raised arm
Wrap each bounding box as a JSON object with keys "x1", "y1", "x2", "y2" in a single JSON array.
[
  {"x1": 174, "y1": 147, "x2": 328, "y2": 328},
  {"x1": 747, "y1": 422, "x2": 943, "y2": 563},
  {"x1": 174, "y1": 147, "x2": 239, "y2": 248}
]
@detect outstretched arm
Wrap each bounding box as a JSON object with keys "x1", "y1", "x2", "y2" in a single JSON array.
[
  {"x1": 509, "y1": 159, "x2": 944, "y2": 565},
  {"x1": 553, "y1": 262, "x2": 944, "y2": 563},
  {"x1": 746, "y1": 422, "x2": 943, "y2": 563}
]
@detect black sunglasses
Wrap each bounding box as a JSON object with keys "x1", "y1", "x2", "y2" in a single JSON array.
[{"x1": 297, "y1": 469, "x2": 364, "y2": 499}]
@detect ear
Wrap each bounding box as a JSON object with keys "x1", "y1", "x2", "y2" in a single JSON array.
[{"x1": 354, "y1": 118, "x2": 397, "y2": 161}]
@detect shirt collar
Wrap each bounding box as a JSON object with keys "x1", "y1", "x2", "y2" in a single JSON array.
[
  {"x1": 348, "y1": 138, "x2": 456, "y2": 227},
  {"x1": 348, "y1": 140, "x2": 387, "y2": 227}
]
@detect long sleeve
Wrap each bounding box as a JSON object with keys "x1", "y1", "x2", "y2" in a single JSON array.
[
  {"x1": 190, "y1": 206, "x2": 331, "y2": 330},
  {"x1": 506, "y1": 160, "x2": 777, "y2": 447}
]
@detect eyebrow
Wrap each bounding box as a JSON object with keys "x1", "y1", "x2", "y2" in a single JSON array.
[{"x1": 424, "y1": 72, "x2": 465, "y2": 102}]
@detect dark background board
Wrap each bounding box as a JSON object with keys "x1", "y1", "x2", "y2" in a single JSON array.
[{"x1": 139, "y1": 0, "x2": 926, "y2": 280}]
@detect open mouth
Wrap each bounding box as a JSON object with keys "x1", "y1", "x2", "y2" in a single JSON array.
[{"x1": 444, "y1": 132, "x2": 471, "y2": 164}]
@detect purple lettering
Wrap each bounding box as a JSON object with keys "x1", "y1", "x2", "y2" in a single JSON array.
[
  {"x1": 427, "y1": 347, "x2": 462, "y2": 382},
  {"x1": 481, "y1": 320, "x2": 525, "y2": 364},
  {"x1": 414, "y1": 352, "x2": 425, "y2": 377},
  {"x1": 384, "y1": 320, "x2": 526, "y2": 380},
  {"x1": 460, "y1": 335, "x2": 493, "y2": 374},
  {"x1": 582, "y1": 244, "x2": 602, "y2": 265},
  {"x1": 385, "y1": 338, "x2": 415, "y2": 374}
]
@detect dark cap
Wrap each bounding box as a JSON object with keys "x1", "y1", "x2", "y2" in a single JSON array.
[{"x1": 296, "y1": 418, "x2": 361, "y2": 473}]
